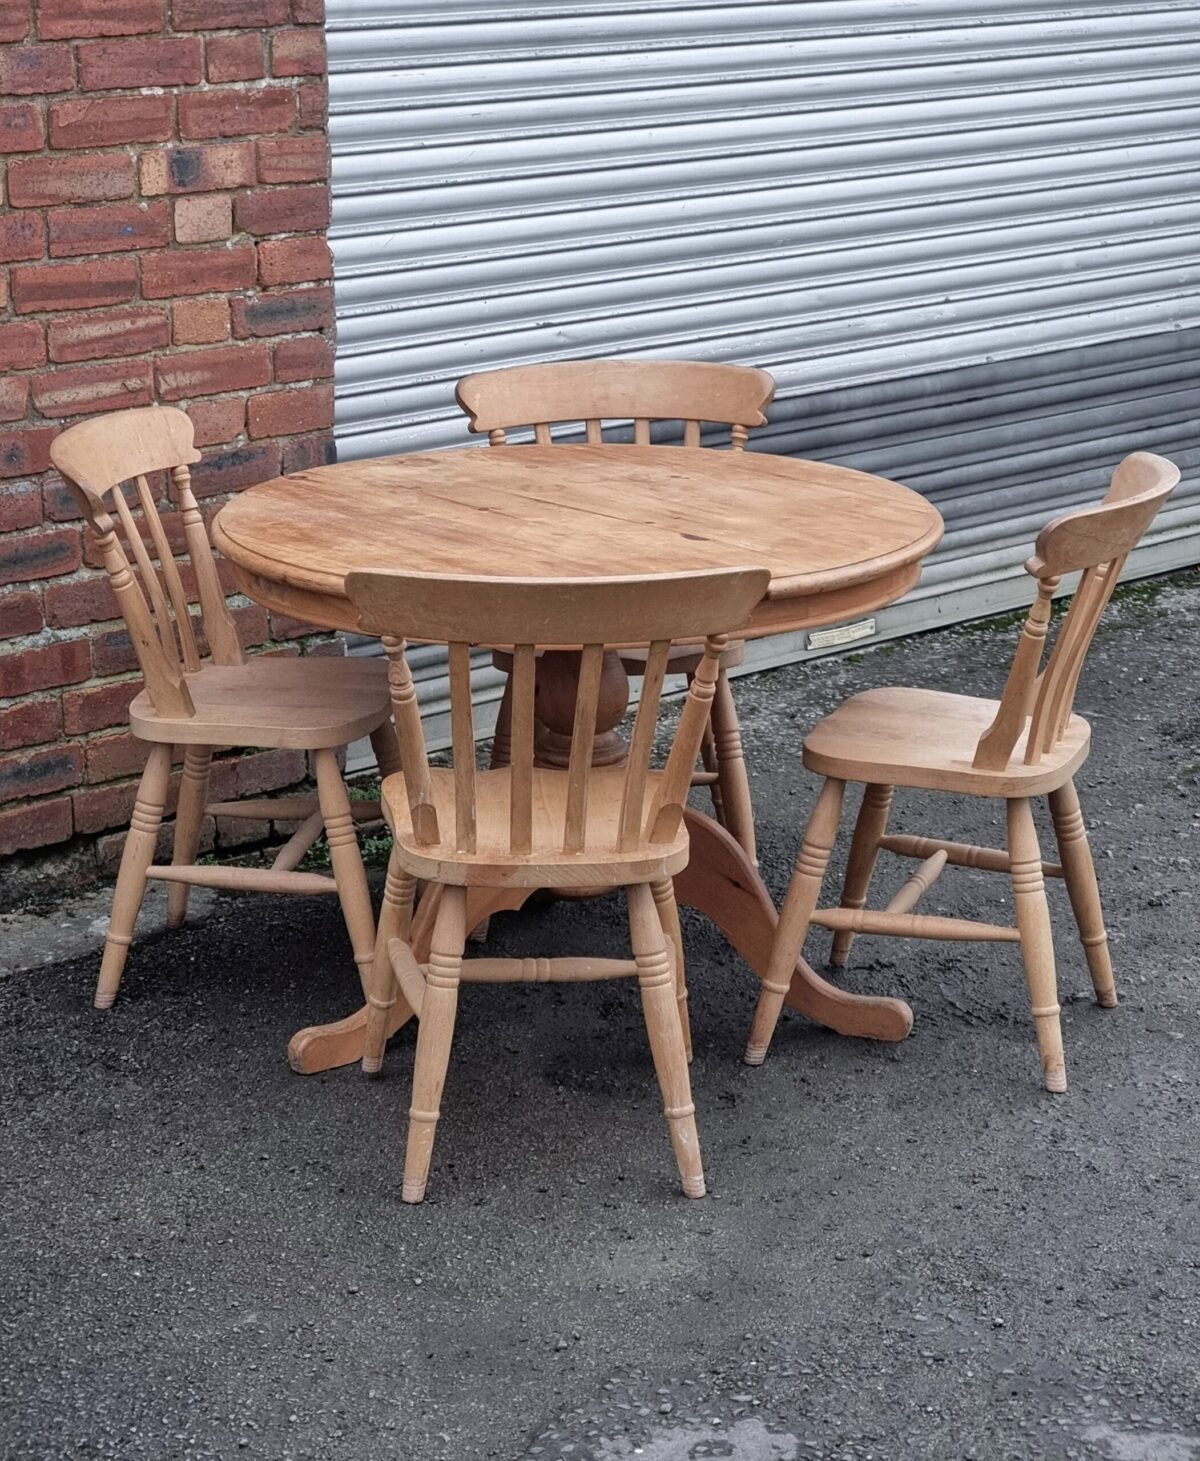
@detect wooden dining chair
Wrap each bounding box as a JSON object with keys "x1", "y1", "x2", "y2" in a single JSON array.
[
  {"x1": 455, "y1": 359, "x2": 776, "y2": 863},
  {"x1": 744, "y1": 452, "x2": 1180, "y2": 1090},
  {"x1": 346, "y1": 564, "x2": 770, "y2": 1202},
  {"x1": 50, "y1": 406, "x2": 399, "y2": 1011}
]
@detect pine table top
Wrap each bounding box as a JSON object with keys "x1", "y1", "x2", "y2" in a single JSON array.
[{"x1": 213, "y1": 445, "x2": 944, "y2": 637}]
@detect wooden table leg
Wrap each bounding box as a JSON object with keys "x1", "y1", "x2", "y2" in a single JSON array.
[
  {"x1": 286, "y1": 884, "x2": 534, "y2": 1074},
  {"x1": 673, "y1": 808, "x2": 914, "y2": 1043},
  {"x1": 533, "y1": 647, "x2": 630, "y2": 767}
]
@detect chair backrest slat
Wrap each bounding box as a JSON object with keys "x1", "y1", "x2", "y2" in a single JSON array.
[
  {"x1": 111, "y1": 484, "x2": 178, "y2": 670},
  {"x1": 449, "y1": 640, "x2": 477, "y2": 852},
  {"x1": 50, "y1": 406, "x2": 249, "y2": 720},
  {"x1": 347, "y1": 568, "x2": 770, "y2": 863},
  {"x1": 90, "y1": 501, "x2": 196, "y2": 720},
  {"x1": 457, "y1": 359, "x2": 775, "y2": 449},
  {"x1": 1049, "y1": 555, "x2": 1127, "y2": 742},
  {"x1": 647, "y1": 636, "x2": 725, "y2": 844},
  {"x1": 509, "y1": 643, "x2": 537, "y2": 853},
  {"x1": 135, "y1": 473, "x2": 201, "y2": 672},
  {"x1": 618, "y1": 638, "x2": 671, "y2": 851},
  {"x1": 972, "y1": 575, "x2": 1057, "y2": 772},
  {"x1": 973, "y1": 452, "x2": 1179, "y2": 771},
  {"x1": 384, "y1": 632, "x2": 439, "y2": 845},
  {"x1": 171, "y1": 463, "x2": 243, "y2": 667},
  {"x1": 1026, "y1": 551, "x2": 1128, "y2": 761},
  {"x1": 563, "y1": 642, "x2": 604, "y2": 853}
]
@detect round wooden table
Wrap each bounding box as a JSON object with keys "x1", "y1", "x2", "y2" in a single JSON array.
[{"x1": 213, "y1": 445, "x2": 944, "y2": 1073}]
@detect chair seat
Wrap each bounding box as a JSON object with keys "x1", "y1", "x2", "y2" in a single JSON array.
[
  {"x1": 803, "y1": 686, "x2": 1091, "y2": 797},
  {"x1": 130, "y1": 656, "x2": 392, "y2": 749},
  {"x1": 381, "y1": 765, "x2": 690, "y2": 887}
]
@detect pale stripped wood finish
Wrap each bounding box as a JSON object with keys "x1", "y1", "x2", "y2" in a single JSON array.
[
  {"x1": 211, "y1": 446, "x2": 943, "y2": 640},
  {"x1": 213, "y1": 446, "x2": 942, "y2": 1075},
  {"x1": 874, "y1": 833, "x2": 1062, "y2": 879},
  {"x1": 747, "y1": 453, "x2": 1181, "y2": 1090},
  {"x1": 347, "y1": 565, "x2": 769, "y2": 1201},
  {"x1": 50, "y1": 405, "x2": 394, "y2": 1010},
  {"x1": 455, "y1": 359, "x2": 775, "y2": 446},
  {"x1": 457, "y1": 360, "x2": 775, "y2": 859}
]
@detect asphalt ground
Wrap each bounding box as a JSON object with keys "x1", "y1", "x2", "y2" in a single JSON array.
[{"x1": 2, "y1": 573, "x2": 1198, "y2": 1460}]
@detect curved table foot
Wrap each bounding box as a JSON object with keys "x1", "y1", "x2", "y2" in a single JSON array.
[
  {"x1": 287, "y1": 885, "x2": 534, "y2": 1074},
  {"x1": 673, "y1": 809, "x2": 914, "y2": 1043}
]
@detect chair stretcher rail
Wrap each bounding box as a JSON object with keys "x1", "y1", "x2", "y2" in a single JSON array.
[
  {"x1": 879, "y1": 833, "x2": 1063, "y2": 879},
  {"x1": 809, "y1": 908, "x2": 1021, "y2": 942},
  {"x1": 146, "y1": 864, "x2": 338, "y2": 896}
]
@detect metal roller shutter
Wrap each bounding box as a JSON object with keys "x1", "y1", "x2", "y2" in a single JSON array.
[{"x1": 326, "y1": 1, "x2": 1200, "y2": 743}]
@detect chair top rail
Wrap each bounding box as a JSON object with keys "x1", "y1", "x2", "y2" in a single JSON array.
[
  {"x1": 50, "y1": 404, "x2": 201, "y2": 503},
  {"x1": 1029, "y1": 450, "x2": 1179, "y2": 578},
  {"x1": 456, "y1": 359, "x2": 775, "y2": 437},
  {"x1": 973, "y1": 450, "x2": 1180, "y2": 771},
  {"x1": 48, "y1": 406, "x2": 243, "y2": 717},
  {"x1": 347, "y1": 567, "x2": 769, "y2": 650}
]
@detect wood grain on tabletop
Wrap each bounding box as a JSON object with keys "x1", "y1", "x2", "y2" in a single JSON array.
[{"x1": 212, "y1": 446, "x2": 943, "y2": 602}]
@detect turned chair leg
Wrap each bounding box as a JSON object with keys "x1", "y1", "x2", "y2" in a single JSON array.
[
  {"x1": 710, "y1": 669, "x2": 757, "y2": 865},
  {"x1": 1048, "y1": 779, "x2": 1116, "y2": 1008},
  {"x1": 628, "y1": 882, "x2": 705, "y2": 1198},
  {"x1": 745, "y1": 777, "x2": 845, "y2": 1065},
  {"x1": 369, "y1": 719, "x2": 403, "y2": 778},
  {"x1": 830, "y1": 782, "x2": 894, "y2": 969},
  {"x1": 166, "y1": 745, "x2": 212, "y2": 929},
  {"x1": 96, "y1": 742, "x2": 173, "y2": 1010},
  {"x1": 651, "y1": 877, "x2": 690, "y2": 1062},
  {"x1": 403, "y1": 885, "x2": 467, "y2": 1203},
  {"x1": 362, "y1": 849, "x2": 416, "y2": 1075},
  {"x1": 313, "y1": 748, "x2": 377, "y2": 1001},
  {"x1": 1008, "y1": 797, "x2": 1067, "y2": 1093}
]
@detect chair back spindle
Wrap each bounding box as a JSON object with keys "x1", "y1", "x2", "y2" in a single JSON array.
[
  {"x1": 50, "y1": 406, "x2": 245, "y2": 721},
  {"x1": 617, "y1": 639, "x2": 671, "y2": 850},
  {"x1": 382, "y1": 633, "x2": 439, "y2": 845},
  {"x1": 448, "y1": 640, "x2": 478, "y2": 853},
  {"x1": 647, "y1": 635, "x2": 726, "y2": 844},
  {"x1": 134, "y1": 472, "x2": 202, "y2": 673},
  {"x1": 973, "y1": 451, "x2": 1179, "y2": 771},
  {"x1": 456, "y1": 359, "x2": 775, "y2": 449},
  {"x1": 347, "y1": 570, "x2": 769, "y2": 861},
  {"x1": 509, "y1": 642, "x2": 537, "y2": 853}
]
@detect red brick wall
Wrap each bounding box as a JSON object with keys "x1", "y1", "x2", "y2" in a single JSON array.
[{"x1": 0, "y1": 0, "x2": 337, "y2": 872}]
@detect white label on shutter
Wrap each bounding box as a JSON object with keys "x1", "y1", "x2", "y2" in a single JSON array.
[{"x1": 807, "y1": 618, "x2": 877, "y2": 650}]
